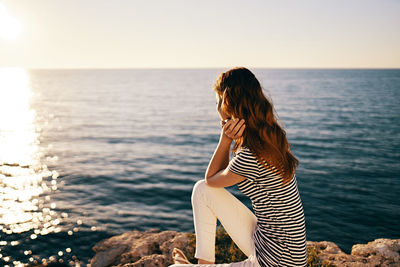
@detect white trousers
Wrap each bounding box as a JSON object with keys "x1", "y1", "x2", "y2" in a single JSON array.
[{"x1": 169, "y1": 180, "x2": 261, "y2": 267}]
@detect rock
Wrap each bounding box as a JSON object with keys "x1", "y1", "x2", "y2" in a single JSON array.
[
  {"x1": 351, "y1": 238, "x2": 400, "y2": 266},
  {"x1": 122, "y1": 254, "x2": 168, "y2": 267},
  {"x1": 307, "y1": 238, "x2": 400, "y2": 267},
  {"x1": 90, "y1": 228, "x2": 190, "y2": 267},
  {"x1": 90, "y1": 229, "x2": 400, "y2": 267}
]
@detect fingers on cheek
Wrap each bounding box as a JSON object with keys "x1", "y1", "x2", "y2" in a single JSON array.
[
  {"x1": 225, "y1": 121, "x2": 231, "y2": 128},
  {"x1": 233, "y1": 126, "x2": 245, "y2": 139},
  {"x1": 224, "y1": 126, "x2": 231, "y2": 134},
  {"x1": 227, "y1": 123, "x2": 235, "y2": 133},
  {"x1": 224, "y1": 128, "x2": 231, "y2": 137},
  {"x1": 223, "y1": 123, "x2": 229, "y2": 132}
]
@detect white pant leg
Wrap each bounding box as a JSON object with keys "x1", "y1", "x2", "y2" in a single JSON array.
[{"x1": 168, "y1": 180, "x2": 261, "y2": 267}]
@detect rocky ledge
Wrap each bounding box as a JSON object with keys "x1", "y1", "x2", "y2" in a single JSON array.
[
  {"x1": 307, "y1": 239, "x2": 400, "y2": 267},
  {"x1": 90, "y1": 229, "x2": 400, "y2": 267}
]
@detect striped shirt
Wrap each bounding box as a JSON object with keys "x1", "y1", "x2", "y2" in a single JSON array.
[{"x1": 228, "y1": 147, "x2": 307, "y2": 267}]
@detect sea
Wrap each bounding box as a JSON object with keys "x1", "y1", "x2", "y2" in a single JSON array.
[{"x1": 0, "y1": 68, "x2": 399, "y2": 266}]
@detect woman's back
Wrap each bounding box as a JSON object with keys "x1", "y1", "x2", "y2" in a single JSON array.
[
  {"x1": 170, "y1": 67, "x2": 308, "y2": 267},
  {"x1": 229, "y1": 147, "x2": 307, "y2": 267}
]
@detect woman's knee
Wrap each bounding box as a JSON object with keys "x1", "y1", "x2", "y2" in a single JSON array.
[{"x1": 191, "y1": 179, "x2": 207, "y2": 202}]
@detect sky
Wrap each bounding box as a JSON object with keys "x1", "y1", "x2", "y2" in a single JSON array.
[{"x1": 0, "y1": 0, "x2": 399, "y2": 69}]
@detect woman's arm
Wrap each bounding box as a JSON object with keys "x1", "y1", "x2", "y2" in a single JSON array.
[{"x1": 205, "y1": 118, "x2": 246, "y2": 187}]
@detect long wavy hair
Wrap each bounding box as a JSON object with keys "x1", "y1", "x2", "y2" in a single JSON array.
[{"x1": 213, "y1": 67, "x2": 298, "y2": 186}]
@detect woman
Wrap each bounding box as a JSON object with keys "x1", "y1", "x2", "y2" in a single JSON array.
[{"x1": 169, "y1": 67, "x2": 307, "y2": 267}]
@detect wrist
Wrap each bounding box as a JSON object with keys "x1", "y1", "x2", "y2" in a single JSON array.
[{"x1": 219, "y1": 132, "x2": 233, "y2": 145}]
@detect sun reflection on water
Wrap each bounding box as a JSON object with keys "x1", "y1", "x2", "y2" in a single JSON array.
[{"x1": 0, "y1": 67, "x2": 68, "y2": 266}]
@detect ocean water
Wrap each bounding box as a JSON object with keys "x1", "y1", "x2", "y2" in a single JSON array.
[{"x1": 0, "y1": 68, "x2": 399, "y2": 266}]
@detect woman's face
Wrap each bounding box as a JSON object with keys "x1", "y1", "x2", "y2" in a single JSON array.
[{"x1": 216, "y1": 94, "x2": 229, "y2": 120}]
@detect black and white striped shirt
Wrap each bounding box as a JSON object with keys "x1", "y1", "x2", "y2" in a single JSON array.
[{"x1": 228, "y1": 147, "x2": 307, "y2": 267}]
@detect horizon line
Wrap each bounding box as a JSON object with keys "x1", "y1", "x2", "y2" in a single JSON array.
[{"x1": 1, "y1": 66, "x2": 399, "y2": 71}]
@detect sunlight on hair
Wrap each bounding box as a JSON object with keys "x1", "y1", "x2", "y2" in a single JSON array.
[{"x1": 0, "y1": 3, "x2": 23, "y2": 41}]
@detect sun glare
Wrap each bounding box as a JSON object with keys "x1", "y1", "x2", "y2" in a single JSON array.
[
  {"x1": 0, "y1": 3, "x2": 23, "y2": 41},
  {"x1": 0, "y1": 67, "x2": 62, "y2": 240}
]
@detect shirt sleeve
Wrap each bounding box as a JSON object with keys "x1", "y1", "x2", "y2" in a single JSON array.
[{"x1": 228, "y1": 147, "x2": 259, "y2": 183}]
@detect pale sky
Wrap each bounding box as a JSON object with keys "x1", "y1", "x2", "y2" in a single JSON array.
[{"x1": 0, "y1": 0, "x2": 399, "y2": 69}]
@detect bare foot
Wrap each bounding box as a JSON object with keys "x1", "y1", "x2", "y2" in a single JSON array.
[{"x1": 172, "y1": 248, "x2": 191, "y2": 264}]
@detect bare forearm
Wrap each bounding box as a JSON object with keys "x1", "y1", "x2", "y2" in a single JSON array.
[
  {"x1": 204, "y1": 118, "x2": 245, "y2": 184},
  {"x1": 205, "y1": 133, "x2": 232, "y2": 180}
]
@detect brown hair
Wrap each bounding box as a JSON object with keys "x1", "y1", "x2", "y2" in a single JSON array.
[{"x1": 213, "y1": 67, "x2": 298, "y2": 186}]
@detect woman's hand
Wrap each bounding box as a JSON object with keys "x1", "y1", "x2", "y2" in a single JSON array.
[
  {"x1": 221, "y1": 118, "x2": 246, "y2": 140},
  {"x1": 205, "y1": 117, "x2": 246, "y2": 186}
]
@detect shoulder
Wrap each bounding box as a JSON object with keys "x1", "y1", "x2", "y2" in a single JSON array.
[
  {"x1": 229, "y1": 146, "x2": 259, "y2": 182},
  {"x1": 234, "y1": 146, "x2": 258, "y2": 162},
  {"x1": 230, "y1": 146, "x2": 259, "y2": 169},
  {"x1": 236, "y1": 146, "x2": 253, "y2": 155}
]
